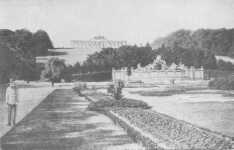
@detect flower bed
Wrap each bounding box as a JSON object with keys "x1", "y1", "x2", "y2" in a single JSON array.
[
  {"x1": 111, "y1": 108, "x2": 232, "y2": 150},
  {"x1": 84, "y1": 91, "x2": 233, "y2": 149},
  {"x1": 86, "y1": 92, "x2": 150, "y2": 111},
  {"x1": 104, "y1": 111, "x2": 160, "y2": 150}
]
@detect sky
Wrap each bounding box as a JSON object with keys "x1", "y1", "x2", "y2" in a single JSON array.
[{"x1": 0, "y1": 0, "x2": 234, "y2": 47}]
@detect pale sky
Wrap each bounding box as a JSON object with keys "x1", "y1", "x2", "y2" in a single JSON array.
[{"x1": 0, "y1": 0, "x2": 234, "y2": 47}]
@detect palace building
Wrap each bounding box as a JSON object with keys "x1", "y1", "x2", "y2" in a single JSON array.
[
  {"x1": 37, "y1": 36, "x2": 127, "y2": 65},
  {"x1": 71, "y1": 36, "x2": 127, "y2": 49}
]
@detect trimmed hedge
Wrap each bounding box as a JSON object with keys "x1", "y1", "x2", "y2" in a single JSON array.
[
  {"x1": 87, "y1": 98, "x2": 151, "y2": 111},
  {"x1": 209, "y1": 76, "x2": 234, "y2": 90},
  {"x1": 73, "y1": 72, "x2": 111, "y2": 82}
]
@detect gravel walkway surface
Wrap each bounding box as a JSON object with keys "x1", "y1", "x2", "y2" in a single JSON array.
[
  {"x1": 1, "y1": 89, "x2": 143, "y2": 150},
  {"x1": 0, "y1": 86, "x2": 54, "y2": 138}
]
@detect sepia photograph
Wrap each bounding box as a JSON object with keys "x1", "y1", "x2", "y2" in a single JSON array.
[{"x1": 0, "y1": 0, "x2": 234, "y2": 149}]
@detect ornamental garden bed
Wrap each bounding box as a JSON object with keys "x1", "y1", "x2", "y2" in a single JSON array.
[
  {"x1": 84, "y1": 91, "x2": 233, "y2": 150},
  {"x1": 110, "y1": 108, "x2": 232, "y2": 149}
]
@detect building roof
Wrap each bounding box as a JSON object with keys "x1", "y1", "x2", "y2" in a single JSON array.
[{"x1": 91, "y1": 36, "x2": 107, "y2": 41}]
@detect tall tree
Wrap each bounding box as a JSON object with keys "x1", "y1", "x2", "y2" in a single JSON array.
[
  {"x1": 14, "y1": 29, "x2": 33, "y2": 55},
  {"x1": 151, "y1": 28, "x2": 234, "y2": 57},
  {"x1": 41, "y1": 57, "x2": 66, "y2": 82},
  {"x1": 0, "y1": 44, "x2": 16, "y2": 83},
  {"x1": 32, "y1": 30, "x2": 53, "y2": 56}
]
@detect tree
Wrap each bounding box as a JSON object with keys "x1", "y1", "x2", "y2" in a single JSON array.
[
  {"x1": 0, "y1": 29, "x2": 15, "y2": 47},
  {"x1": 0, "y1": 44, "x2": 16, "y2": 83},
  {"x1": 32, "y1": 30, "x2": 53, "y2": 56},
  {"x1": 14, "y1": 29, "x2": 33, "y2": 55},
  {"x1": 61, "y1": 65, "x2": 74, "y2": 82},
  {"x1": 116, "y1": 45, "x2": 154, "y2": 68},
  {"x1": 78, "y1": 45, "x2": 155, "y2": 74},
  {"x1": 41, "y1": 58, "x2": 66, "y2": 85},
  {"x1": 0, "y1": 28, "x2": 54, "y2": 83},
  {"x1": 217, "y1": 60, "x2": 234, "y2": 71},
  {"x1": 151, "y1": 28, "x2": 234, "y2": 58},
  {"x1": 154, "y1": 44, "x2": 219, "y2": 70},
  {"x1": 202, "y1": 51, "x2": 217, "y2": 69}
]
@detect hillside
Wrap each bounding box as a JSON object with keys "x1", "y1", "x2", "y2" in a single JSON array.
[{"x1": 151, "y1": 28, "x2": 234, "y2": 57}]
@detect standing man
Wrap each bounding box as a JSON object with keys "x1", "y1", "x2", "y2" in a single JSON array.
[{"x1": 5, "y1": 79, "x2": 18, "y2": 126}]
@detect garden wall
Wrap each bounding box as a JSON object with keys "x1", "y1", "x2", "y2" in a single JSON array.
[{"x1": 112, "y1": 68, "x2": 205, "y2": 83}]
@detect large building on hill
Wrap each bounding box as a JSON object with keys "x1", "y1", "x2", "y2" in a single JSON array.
[
  {"x1": 36, "y1": 36, "x2": 128, "y2": 65},
  {"x1": 71, "y1": 36, "x2": 127, "y2": 49}
]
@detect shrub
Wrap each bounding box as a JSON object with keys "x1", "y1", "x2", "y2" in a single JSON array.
[
  {"x1": 113, "y1": 80, "x2": 125, "y2": 100},
  {"x1": 88, "y1": 98, "x2": 151, "y2": 111},
  {"x1": 208, "y1": 76, "x2": 234, "y2": 90},
  {"x1": 73, "y1": 82, "x2": 87, "y2": 96},
  {"x1": 107, "y1": 84, "x2": 115, "y2": 95}
]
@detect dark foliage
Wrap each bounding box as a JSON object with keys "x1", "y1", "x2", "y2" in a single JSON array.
[
  {"x1": 152, "y1": 28, "x2": 234, "y2": 57},
  {"x1": 41, "y1": 57, "x2": 66, "y2": 82},
  {"x1": 154, "y1": 44, "x2": 217, "y2": 69},
  {"x1": 71, "y1": 41, "x2": 234, "y2": 82},
  {"x1": 0, "y1": 28, "x2": 53, "y2": 83},
  {"x1": 75, "y1": 45, "x2": 154, "y2": 72},
  {"x1": 0, "y1": 44, "x2": 16, "y2": 83},
  {"x1": 209, "y1": 76, "x2": 234, "y2": 90},
  {"x1": 71, "y1": 45, "x2": 155, "y2": 81},
  {"x1": 216, "y1": 60, "x2": 234, "y2": 70},
  {"x1": 73, "y1": 72, "x2": 112, "y2": 82},
  {"x1": 61, "y1": 65, "x2": 74, "y2": 82},
  {"x1": 88, "y1": 97, "x2": 151, "y2": 111},
  {"x1": 32, "y1": 30, "x2": 53, "y2": 56}
]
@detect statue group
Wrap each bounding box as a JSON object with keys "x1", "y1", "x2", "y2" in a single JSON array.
[{"x1": 136, "y1": 55, "x2": 188, "y2": 71}]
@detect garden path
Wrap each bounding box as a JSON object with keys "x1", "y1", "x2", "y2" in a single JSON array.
[{"x1": 1, "y1": 89, "x2": 143, "y2": 150}]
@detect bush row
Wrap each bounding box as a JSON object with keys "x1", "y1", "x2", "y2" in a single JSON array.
[
  {"x1": 208, "y1": 76, "x2": 234, "y2": 90},
  {"x1": 87, "y1": 97, "x2": 151, "y2": 112}
]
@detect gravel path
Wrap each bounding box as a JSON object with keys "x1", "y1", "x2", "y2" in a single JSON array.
[
  {"x1": 1, "y1": 89, "x2": 143, "y2": 150},
  {"x1": 0, "y1": 86, "x2": 54, "y2": 138}
]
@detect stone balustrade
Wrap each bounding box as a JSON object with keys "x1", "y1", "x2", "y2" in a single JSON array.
[
  {"x1": 112, "y1": 67, "x2": 205, "y2": 83},
  {"x1": 71, "y1": 40, "x2": 127, "y2": 49}
]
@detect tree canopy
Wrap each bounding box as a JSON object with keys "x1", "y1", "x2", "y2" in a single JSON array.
[
  {"x1": 41, "y1": 57, "x2": 66, "y2": 82},
  {"x1": 32, "y1": 30, "x2": 53, "y2": 56},
  {"x1": 0, "y1": 28, "x2": 54, "y2": 83},
  {"x1": 151, "y1": 28, "x2": 234, "y2": 57},
  {"x1": 72, "y1": 43, "x2": 234, "y2": 78},
  {"x1": 77, "y1": 45, "x2": 155, "y2": 73},
  {"x1": 154, "y1": 44, "x2": 217, "y2": 69}
]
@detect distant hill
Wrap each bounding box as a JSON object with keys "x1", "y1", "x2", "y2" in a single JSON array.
[{"x1": 151, "y1": 28, "x2": 234, "y2": 57}]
